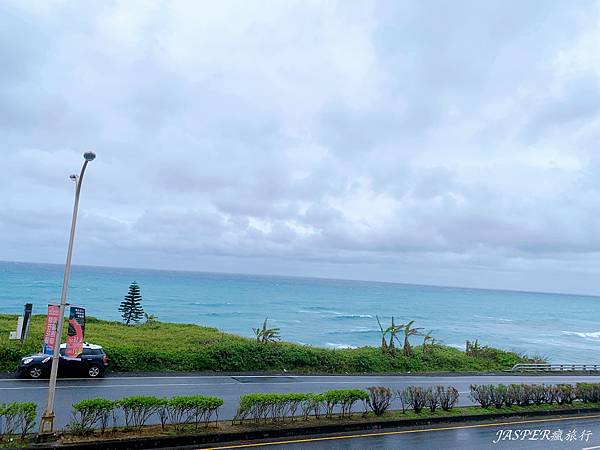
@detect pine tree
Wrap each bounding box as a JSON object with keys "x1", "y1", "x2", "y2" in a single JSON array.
[{"x1": 119, "y1": 281, "x2": 145, "y2": 325}]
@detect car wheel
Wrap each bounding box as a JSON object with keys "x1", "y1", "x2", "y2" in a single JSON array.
[
  {"x1": 28, "y1": 365, "x2": 43, "y2": 379},
  {"x1": 87, "y1": 364, "x2": 102, "y2": 378}
]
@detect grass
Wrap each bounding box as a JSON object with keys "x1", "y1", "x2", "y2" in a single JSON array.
[{"x1": 0, "y1": 314, "x2": 527, "y2": 374}]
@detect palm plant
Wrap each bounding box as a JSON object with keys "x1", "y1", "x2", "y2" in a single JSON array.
[
  {"x1": 252, "y1": 318, "x2": 281, "y2": 344},
  {"x1": 386, "y1": 317, "x2": 403, "y2": 354},
  {"x1": 402, "y1": 320, "x2": 423, "y2": 356},
  {"x1": 376, "y1": 316, "x2": 389, "y2": 353},
  {"x1": 422, "y1": 330, "x2": 434, "y2": 353}
]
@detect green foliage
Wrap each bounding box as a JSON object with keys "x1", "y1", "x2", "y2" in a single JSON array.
[
  {"x1": 235, "y1": 390, "x2": 367, "y2": 423},
  {"x1": 235, "y1": 393, "x2": 311, "y2": 424},
  {"x1": 321, "y1": 389, "x2": 368, "y2": 418},
  {"x1": 468, "y1": 383, "x2": 596, "y2": 409},
  {"x1": 0, "y1": 314, "x2": 526, "y2": 374},
  {"x1": 119, "y1": 396, "x2": 163, "y2": 430},
  {"x1": 252, "y1": 318, "x2": 281, "y2": 344},
  {"x1": 119, "y1": 281, "x2": 145, "y2": 325},
  {"x1": 166, "y1": 395, "x2": 223, "y2": 430},
  {"x1": 0, "y1": 402, "x2": 37, "y2": 439},
  {"x1": 576, "y1": 383, "x2": 600, "y2": 403},
  {"x1": 70, "y1": 398, "x2": 117, "y2": 434}
]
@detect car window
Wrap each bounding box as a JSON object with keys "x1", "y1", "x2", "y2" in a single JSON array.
[{"x1": 82, "y1": 348, "x2": 102, "y2": 355}]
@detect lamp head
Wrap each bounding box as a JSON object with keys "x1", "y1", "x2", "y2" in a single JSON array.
[{"x1": 83, "y1": 151, "x2": 96, "y2": 162}]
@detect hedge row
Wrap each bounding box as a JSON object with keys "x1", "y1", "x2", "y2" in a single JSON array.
[
  {"x1": 0, "y1": 402, "x2": 37, "y2": 440},
  {"x1": 68, "y1": 395, "x2": 224, "y2": 435},
  {"x1": 469, "y1": 383, "x2": 600, "y2": 408},
  {"x1": 234, "y1": 390, "x2": 369, "y2": 424}
]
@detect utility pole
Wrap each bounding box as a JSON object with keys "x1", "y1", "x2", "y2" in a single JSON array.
[{"x1": 39, "y1": 151, "x2": 96, "y2": 435}]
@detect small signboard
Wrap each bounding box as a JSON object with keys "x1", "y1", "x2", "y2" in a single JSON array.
[{"x1": 9, "y1": 303, "x2": 33, "y2": 341}]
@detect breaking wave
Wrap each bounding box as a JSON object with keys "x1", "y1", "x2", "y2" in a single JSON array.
[
  {"x1": 326, "y1": 343, "x2": 358, "y2": 349},
  {"x1": 327, "y1": 327, "x2": 379, "y2": 335},
  {"x1": 562, "y1": 330, "x2": 600, "y2": 339}
]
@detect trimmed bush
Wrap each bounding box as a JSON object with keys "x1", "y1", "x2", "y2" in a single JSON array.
[
  {"x1": 69, "y1": 398, "x2": 117, "y2": 435},
  {"x1": 167, "y1": 395, "x2": 223, "y2": 430},
  {"x1": 555, "y1": 384, "x2": 576, "y2": 405},
  {"x1": 235, "y1": 390, "x2": 367, "y2": 423},
  {"x1": 437, "y1": 386, "x2": 459, "y2": 411},
  {"x1": 399, "y1": 386, "x2": 428, "y2": 413},
  {"x1": 119, "y1": 396, "x2": 163, "y2": 430},
  {"x1": 0, "y1": 402, "x2": 37, "y2": 440},
  {"x1": 321, "y1": 389, "x2": 368, "y2": 419},
  {"x1": 425, "y1": 387, "x2": 439, "y2": 412},
  {"x1": 576, "y1": 383, "x2": 600, "y2": 403},
  {"x1": 469, "y1": 385, "x2": 493, "y2": 408},
  {"x1": 366, "y1": 386, "x2": 393, "y2": 416}
]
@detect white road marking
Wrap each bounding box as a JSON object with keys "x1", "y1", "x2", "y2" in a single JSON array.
[
  {"x1": 0, "y1": 379, "x2": 471, "y2": 393},
  {"x1": 2, "y1": 374, "x2": 599, "y2": 382}
]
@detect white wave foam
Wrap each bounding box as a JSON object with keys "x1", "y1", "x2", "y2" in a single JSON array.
[
  {"x1": 326, "y1": 343, "x2": 358, "y2": 349},
  {"x1": 334, "y1": 314, "x2": 373, "y2": 319},
  {"x1": 327, "y1": 327, "x2": 379, "y2": 335},
  {"x1": 562, "y1": 330, "x2": 600, "y2": 339},
  {"x1": 297, "y1": 309, "x2": 344, "y2": 316},
  {"x1": 474, "y1": 315, "x2": 513, "y2": 322}
]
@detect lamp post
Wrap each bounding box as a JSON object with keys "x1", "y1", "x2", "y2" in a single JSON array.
[{"x1": 39, "y1": 151, "x2": 96, "y2": 435}]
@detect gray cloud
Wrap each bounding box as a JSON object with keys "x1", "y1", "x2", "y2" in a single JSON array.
[{"x1": 1, "y1": 0, "x2": 600, "y2": 295}]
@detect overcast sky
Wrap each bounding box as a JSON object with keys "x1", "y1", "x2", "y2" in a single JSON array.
[{"x1": 2, "y1": 1, "x2": 600, "y2": 295}]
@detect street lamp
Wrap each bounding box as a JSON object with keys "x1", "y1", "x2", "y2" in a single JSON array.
[{"x1": 39, "y1": 151, "x2": 96, "y2": 435}]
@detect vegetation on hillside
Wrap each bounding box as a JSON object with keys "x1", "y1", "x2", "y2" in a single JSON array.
[{"x1": 0, "y1": 314, "x2": 527, "y2": 373}]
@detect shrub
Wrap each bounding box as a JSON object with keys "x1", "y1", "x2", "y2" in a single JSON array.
[
  {"x1": 119, "y1": 396, "x2": 163, "y2": 430},
  {"x1": 366, "y1": 386, "x2": 393, "y2": 416},
  {"x1": 505, "y1": 384, "x2": 520, "y2": 407},
  {"x1": 321, "y1": 389, "x2": 368, "y2": 418},
  {"x1": 0, "y1": 402, "x2": 37, "y2": 439},
  {"x1": 399, "y1": 386, "x2": 428, "y2": 413},
  {"x1": 425, "y1": 387, "x2": 439, "y2": 412},
  {"x1": 576, "y1": 383, "x2": 600, "y2": 403},
  {"x1": 555, "y1": 384, "x2": 575, "y2": 405},
  {"x1": 302, "y1": 393, "x2": 325, "y2": 420},
  {"x1": 69, "y1": 398, "x2": 117, "y2": 434},
  {"x1": 167, "y1": 395, "x2": 223, "y2": 430},
  {"x1": 437, "y1": 386, "x2": 459, "y2": 411},
  {"x1": 489, "y1": 385, "x2": 506, "y2": 408},
  {"x1": 235, "y1": 390, "x2": 366, "y2": 423},
  {"x1": 531, "y1": 385, "x2": 547, "y2": 405},
  {"x1": 469, "y1": 385, "x2": 493, "y2": 408},
  {"x1": 156, "y1": 398, "x2": 170, "y2": 430}
]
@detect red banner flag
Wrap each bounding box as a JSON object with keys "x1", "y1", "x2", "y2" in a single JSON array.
[
  {"x1": 43, "y1": 304, "x2": 60, "y2": 355},
  {"x1": 66, "y1": 306, "x2": 86, "y2": 358}
]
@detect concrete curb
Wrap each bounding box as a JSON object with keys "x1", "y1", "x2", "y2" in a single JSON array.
[{"x1": 27, "y1": 406, "x2": 600, "y2": 450}]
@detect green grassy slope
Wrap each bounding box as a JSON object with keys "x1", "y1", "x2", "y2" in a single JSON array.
[{"x1": 0, "y1": 314, "x2": 525, "y2": 373}]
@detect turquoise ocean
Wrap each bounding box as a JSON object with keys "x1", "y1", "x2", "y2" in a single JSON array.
[{"x1": 1, "y1": 261, "x2": 598, "y2": 363}]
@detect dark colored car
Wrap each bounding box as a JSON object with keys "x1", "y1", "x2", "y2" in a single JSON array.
[{"x1": 17, "y1": 343, "x2": 109, "y2": 379}]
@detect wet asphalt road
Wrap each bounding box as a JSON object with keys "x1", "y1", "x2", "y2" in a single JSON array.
[
  {"x1": 202, "y1": 415, "x2": 600, "y2": 450},
  {"x1": 3, "y1": 373, "x2": 600, "y2": 429}
]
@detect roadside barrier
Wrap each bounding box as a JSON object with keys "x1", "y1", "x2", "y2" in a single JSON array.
[{"x1": 510, "y1": 363, "x2": 600, "y2": 372}]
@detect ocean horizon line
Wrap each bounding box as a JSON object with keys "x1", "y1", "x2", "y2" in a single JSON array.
[{"x1": 2, "y1": 258, "x2": 598, "y2": 301}]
